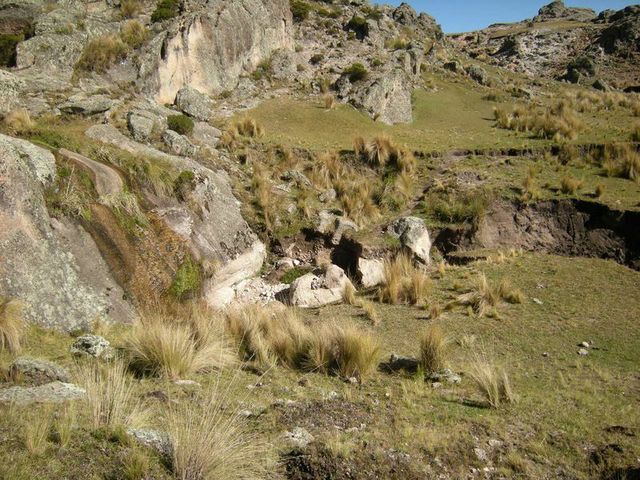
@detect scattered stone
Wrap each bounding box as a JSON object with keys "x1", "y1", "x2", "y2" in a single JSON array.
[
  {"x1": 128, "y1": 428, "x2": 171, "y2": 456},
  {"x1": 59, "y1": 94, "x2": 116, "y2": 116},
  {"x1": 474, "y1": 447, "x2": 489, "y2": 462},
  {"x1": 175, "y1": 86, "x2": 215, "y2": 121},
  {"x1": 173, "y1": 379, "x2": 201, "y2": 388},
  {"x1": 192, "y1": 122, "x2": 222, "y2": 150},
  {"x1": 284, "y1": 427, "x2": 314, "y2": 448},
  {"x1": 427, "y1": 369, "x2": 462, "y2": 385},
  {"x1": 579, "y1": 341, "x2": 590, "y2": 348},
  {"x1": 357, "y1": 258, "x2": 385, "y2": 288},
  {"x1": 319, "y1": 188, "x2": 336, "y2": 203},
  {"x1": 9, "y1": 357, "x2": 70, "y2": 386},
  {"x1": 162, "y1": 129, "x2": 197, "y2": 157},
  {"x1": 127, "y1": 113, "x2": 155, "y2": 142},
  {"x1": 0, "y1": 382, "x2": 85, "y2": 405},
  {"x1": 347, "y1": 377, "x2": 359, "y2": 385},
  {"x1": 533, "y1": 298, "x2": 544, "y2": 305},
  {"x1": 578, "y1": 348, "x2": 589, "y2": 356},
  {"x1": 288, "y1": 264, "x2": 352, "y2": 308},
  {"x1": 388, "y1": 217, "x2": 432, "y2": 264},
  {"x1": 542, "y1": 352, "x2": 549, "y2": 357},
  {"x1": 488, "y1": 439, "x2": 503, "y2": 448},
  {"x1": 282, "y1": 170, "x2": 312, "y2": 187},
  {"x1": 70, "y1": 335, "x2": 114, "y2": 360}
]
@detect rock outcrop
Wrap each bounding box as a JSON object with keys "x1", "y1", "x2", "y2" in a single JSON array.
[
  {"x1": 534, "y1": 1, "x2": 596, "y2": 23},
  {"x1": 0, "y1": 134, "x2": 131, "y2": 331},
  {"x1": 139, "y1": 0, "x2": 293, "y2": 103},
  {"x1": 288, "y1": 265, "x2": 352, "y2": 308},
  {"x1": 388, "y1": 217, "x2": 432, "y2": 265}
]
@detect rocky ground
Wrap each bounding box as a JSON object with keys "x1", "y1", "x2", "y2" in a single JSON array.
[{"x1": 0, "y1": 0, "x2": 639, "y2": 479}]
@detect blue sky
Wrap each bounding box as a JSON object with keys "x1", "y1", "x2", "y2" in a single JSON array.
[{"x1": 383, "y1": 1, "x2": 637, "y2": 33}]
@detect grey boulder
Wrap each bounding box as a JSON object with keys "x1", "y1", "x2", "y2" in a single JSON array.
[
  {"x1": 388, "y1": 217, "x2": 432, "y2": 265},
  {"x1": 9, "y1": 357, "x2": 71, "y2": 385}
]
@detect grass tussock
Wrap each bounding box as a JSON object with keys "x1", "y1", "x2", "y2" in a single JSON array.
[
  {"x1": 469, "y1": 355, "x2": 516, "y2": 408},
  {"x1": 454, "y1": 274, "x2": 523, "y2": 317},
  {"x1": 120, "y1": 20, "x2": 148, "y2": 48},
  {"x1": 234, "y1": 117, "x2": 264, "y2": 138},
  {"x1": 419, "y1": 325, "x2": 449, "y2": 374},
  {"x1": 307, "y1": 323, "x2": 382, "y2": 380},
  {"x1": 120, "y1": 0, "x2": 142, "y2": 18},
  {"x1": 0, "y1": 297, "x2": 23, "y2": 354},
  {"x1": 378, "y1": 255, "x2": 431, "y2": 305},
  {"x1": 356, "y1": 299, "x2": 380, "y2": 325},
  {"x1": 75, "y1": 35, "x2": 128, "y2": 73},
  {"x1": 226, "y1": 306, "x2": 382, "y2": 380},
  {"x1": 323, "y1": 94, "x2": 336, "y2": 110},
  {"x1": 125, "y1": 307, "x2": 234, "y2": 379},
  {"x1": 167, "y1": 390, "x2": 265, "y2": 480},
  {"x1": 632, "y1": 124, "x2": 640, "y2": 142},
  {"x1": 494, "y1": 101, "x2": 583, "y2": 141},
  {"x1": 75, "y1": 359, "x2": 148, "y2": 430},
  {"x1": 23, "y1": 406, "x2": 52, "y2": 456},
  {"x1": 2, "y1": 108, "x2": 35, "y2": 135},
  {"x1": 560, "y1": 175, "x2": 583, "y2": 195}
]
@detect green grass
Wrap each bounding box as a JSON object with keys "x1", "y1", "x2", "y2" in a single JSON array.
[{"x1": 237, "y1": 75, "x2": 634, "y2": 153}]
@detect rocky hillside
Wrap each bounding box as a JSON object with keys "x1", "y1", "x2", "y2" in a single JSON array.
[{"x1": 452, "y1": 1, "x2": 640, "y2": 89}]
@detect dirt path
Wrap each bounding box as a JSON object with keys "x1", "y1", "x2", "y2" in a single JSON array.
[{"x1": 58, "y1": 148, "x2": 123, "y2": 198}]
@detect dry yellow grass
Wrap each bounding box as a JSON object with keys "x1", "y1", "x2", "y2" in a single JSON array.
[
  {"x1": 560, "y1": 175, "x2": 583, "y2": 195},
  {"x1": 234, "y1": 117, "x2": 264, "y2": 138},
  {"x1": 75, "y1": 35, "x2": 128, "y2": 73},
  {"x1": 0, "y1": 297, "x2": 23, "y2": 354},
  {"x1": 343, "y1": 282, "x2": 357, "y2": 305},
  {"x1": 419, "y1": 325, "x2": 448, "y2": 374},
  {"x1": 120, "y1": 0, "x2": 142, "y2": 18},
  {"x1": 497, "y1": 279, "x2": 525, "y2": 304},
  {"x1": 378, "y1": 255, "x2": 431, "y2": 305},
  {"x1": 125, "y1": 310, "x2": 234, "y2": 378},
  {"x1": 494, "y1": 101, "x2": 583, "y2": 141},
  {"x1": 75, "y1": 359, "x2": 148, "y2": 430},
  {"x1": 52, "y1": 404, "x2": 75, "y2": 448},
  {"x1": 23, "y1": 406, "x2": 52, "y2": 456},
  {"x1": 469, "y1": 355, "x2": 516, "y2": 408},
  {"x1": 356, "y1": 299, "x2": 380, "y2": 325},
  {"x1": 167, "y1": 390, "x2": 265, "y2": 480},
  {"x1": 323, "y1": 94, "x2": 336, "y2": 110},
  {"x1": 120, "y1": 20, "x2": 148, "y2": 48},
  {"x1": 3, "y1": 108, "x2": 34, "y2": 135}
]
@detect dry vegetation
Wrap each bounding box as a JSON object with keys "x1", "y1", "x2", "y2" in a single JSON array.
[
  {"x1": 453, "y1": 273, "x2": 524, "y2": 317},
  {"x1": 0, "y1": 297, "x2": 23, "y2": 354},
  {"x1": 419, "y1": 325, "x2": 448, "y2": 374},
  {"x1": 378, "y1": 255, "x2": 431, "y2": 306},
  {"x1": 469, "y1": 355, "x2": 516, "y2": 408},
  {"x1": 494, "y1": 100, "x2": 583, "y2": 141}
]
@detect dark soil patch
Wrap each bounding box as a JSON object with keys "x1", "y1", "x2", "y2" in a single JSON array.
[{"x1": 276, "y1": 400, "x2": 375, "y2": 433}]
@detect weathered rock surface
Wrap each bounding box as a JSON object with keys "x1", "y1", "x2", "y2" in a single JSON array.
[
  {"x1": 162, "y1": 129, "x2": 197, "y2": 157},
  {"x1": 70, "y1": 335, "x2": 114, "y2": 360},
  {"x1": 175, "y1": 86, "x2": 215, "y2": 121},
  {"x1": 0, "y1": 70, "x2": 25, "y2": 115},
  {"x1": 59, "y1": 94, "x2": 116, "y2": 116},
  {"x1": 534, "y1": 1, "x2": 596, "y2": 23},
  {"x1": 357, "y1": 258, "x2": 385, "y2": 288},
  {"x1": 0, "y1": 135, "x2": 120, "y2": 331},
  {"x1": 288, "y1": 265, "x2": 352, "y2": 308},
  {"x1": 0, "y1": 382, "x2": 85, "y2": 405},
  {"x1": 9, "y1": 357, "x2": 71, "y2": 386},
  {"x1": 140, "y1": 0, "x2": 294, "y2": 103},
  {"x1": 388, "y1": 217, "x2": 432, "y2": 265},
  {"x1": 57, "y1": 149, "x2": 124, "y2": 198}
]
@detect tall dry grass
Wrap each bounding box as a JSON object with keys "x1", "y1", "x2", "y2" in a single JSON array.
[
  {"x1": 378, "y1": 255, "x2": 431, "y2": 305},
  {"x1": 454, "y1": 273, "x2": 523, "y2": 316},
  {"x1": 0, "y1": 297, "x2": 23, "y2": 354},
  {"x1": 419, "y1": 325, "x2": 448, "y2": 374},
  {"x1": 3, "y1": 108, "x2": 35, "y2": 135},
  {"x1": 468, "y1": 355, "x2": 516, "y2": 408},
  {"x1": 75, "y1": 359, "x2": 148, "y2": 430},
  {"x1": 167, "y1": 390, "x2": 265, "y2": 480},
  {"x1": 125, "y1": 308, "x2": 234, "y2": 379}
]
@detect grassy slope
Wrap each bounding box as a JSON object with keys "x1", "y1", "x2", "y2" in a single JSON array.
[
  {"x1": 238, "y1": 73, "x2": 636, "y2": 153},
  {"x1": 1, "y1": 254, "x2": 638, "y2": 478}
]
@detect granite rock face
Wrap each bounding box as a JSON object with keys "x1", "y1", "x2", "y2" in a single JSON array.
[{"x1": 139, "y1": 0, "x2": 293, "y2": 103}]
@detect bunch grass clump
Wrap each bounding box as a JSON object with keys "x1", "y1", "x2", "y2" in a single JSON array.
[
  {"x1": 419, "y1": 325, "x2": 449, "y2": 374},
  {"x1": 75, "y1": 359, "x2": 148, "y2": 430},
  {"x1": 560, "y1": 175, "x2": 583, "y2": 195},
  {"x1": 167, "y1": 389, "x2": 265, "y2": 480},
  {"x1": 454, "y1": 274, "x2": 524, "y2": 317},
  {"x1": 75, "y1": 35, "x2": 128, "y2": 73},
  {"x1": 234, "y1": 117, "x2": 264, "y2": 138},
  {"x1": 378, "y1": 255, "x2": 431, "y2": 305},
  {"x1": 125, "y1": 306, "x2": 235, "y2": 378},
  {"x1": 3, "y1": 108, "x2": 35, "y2": 135},
  {"x1": 469, "y1": 355, "x2": 516, "y2": 408}
]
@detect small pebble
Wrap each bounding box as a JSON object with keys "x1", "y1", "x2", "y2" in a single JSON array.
[
  {"x1": 578, "y1": 348, "x2": 589, "y2": 356},
  {"x1": 579, "y1": 341, "x2": 590, "y2": 348},
  {"x1": 533, "y1": 298, "x2": 544, "y2": 305}
]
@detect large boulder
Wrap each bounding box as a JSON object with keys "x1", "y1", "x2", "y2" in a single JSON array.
[
  {"x1": 388, "y1": 217, "x2": 432, "y2": 265},
  {"x1": 598, "y1": 6, "x2": 640, "y2": 55},
  {"x1": 175, "y1": 86, "x2": 215, "y2": 121},
  {"x1": 139, "y1": 0, "x2": 293, "y2": 103},
  {"x1": 357, "y1": 258, "x2": 385, "y2": 288},
  {"x1": 288, "y1": 265, "x2": 352, "y2": 308},
  {"x1": 0, "y1": 134, "x2": 125, "y2": 331},
  {"x1": 9, "y1": 357, "x2": 70, "y2": 386}
]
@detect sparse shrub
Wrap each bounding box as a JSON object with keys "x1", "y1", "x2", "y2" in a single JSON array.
[
  {"x1": 151, "y1": 0, "x2": 181, "y2": 23},
  {"x1": 0, "y1": 297, "x2": 22, "y2": 354},
  {"x1": 0, "y1": 33, "x2": 23, "y2": 67},
  {"x1": 75, "y1": 35, "x2": 128, "y2": 73},
  {"x1": 469, "y1": 355, "x2": 516, "y2": 408},
  {"x1": 378, "y1": 255, "x2": 431, "y2": 305},
  {"x1": 75, "y1": 359, "x2": 148, "y2": 430},
  {"x1": 343, "y1": 62, "x2": 368, "y2": 82},
  {"x1": 125, "y1": 310, "x2": 234, "y2": 378},
  {"x1": 120, "y1": 20, "x2": 148, "y2": 48},
  {"x1": 166, "y1": 389, "x2": 265, "y2": 480},
  {"x1": 290, "y1": 0, "x2": 311, "y2": 22},
  {"x1": 560, "y1": 175, "x2": 583, "y2": 195},
  {"x1": 2, "y1": 108, "x2": 34, "y2": 135},
  {"x1": 419, "y1": 325, "x2": 448, "y2": 374},
  {"x1": 346, "y1": 15, "x2": 369, "y2": 38},
  {"x1": 170, "y1": 255, "x2": 202, "y2": 299},
  {"x1": 120, "y1": 0, "x2": 142, "y2": 18},
  {"x1": 167, "y1": 114, "x2": 194, "y2": 135},
  {"x1": 595, "y1": 184, "x2": 605, "y2": 198}
]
